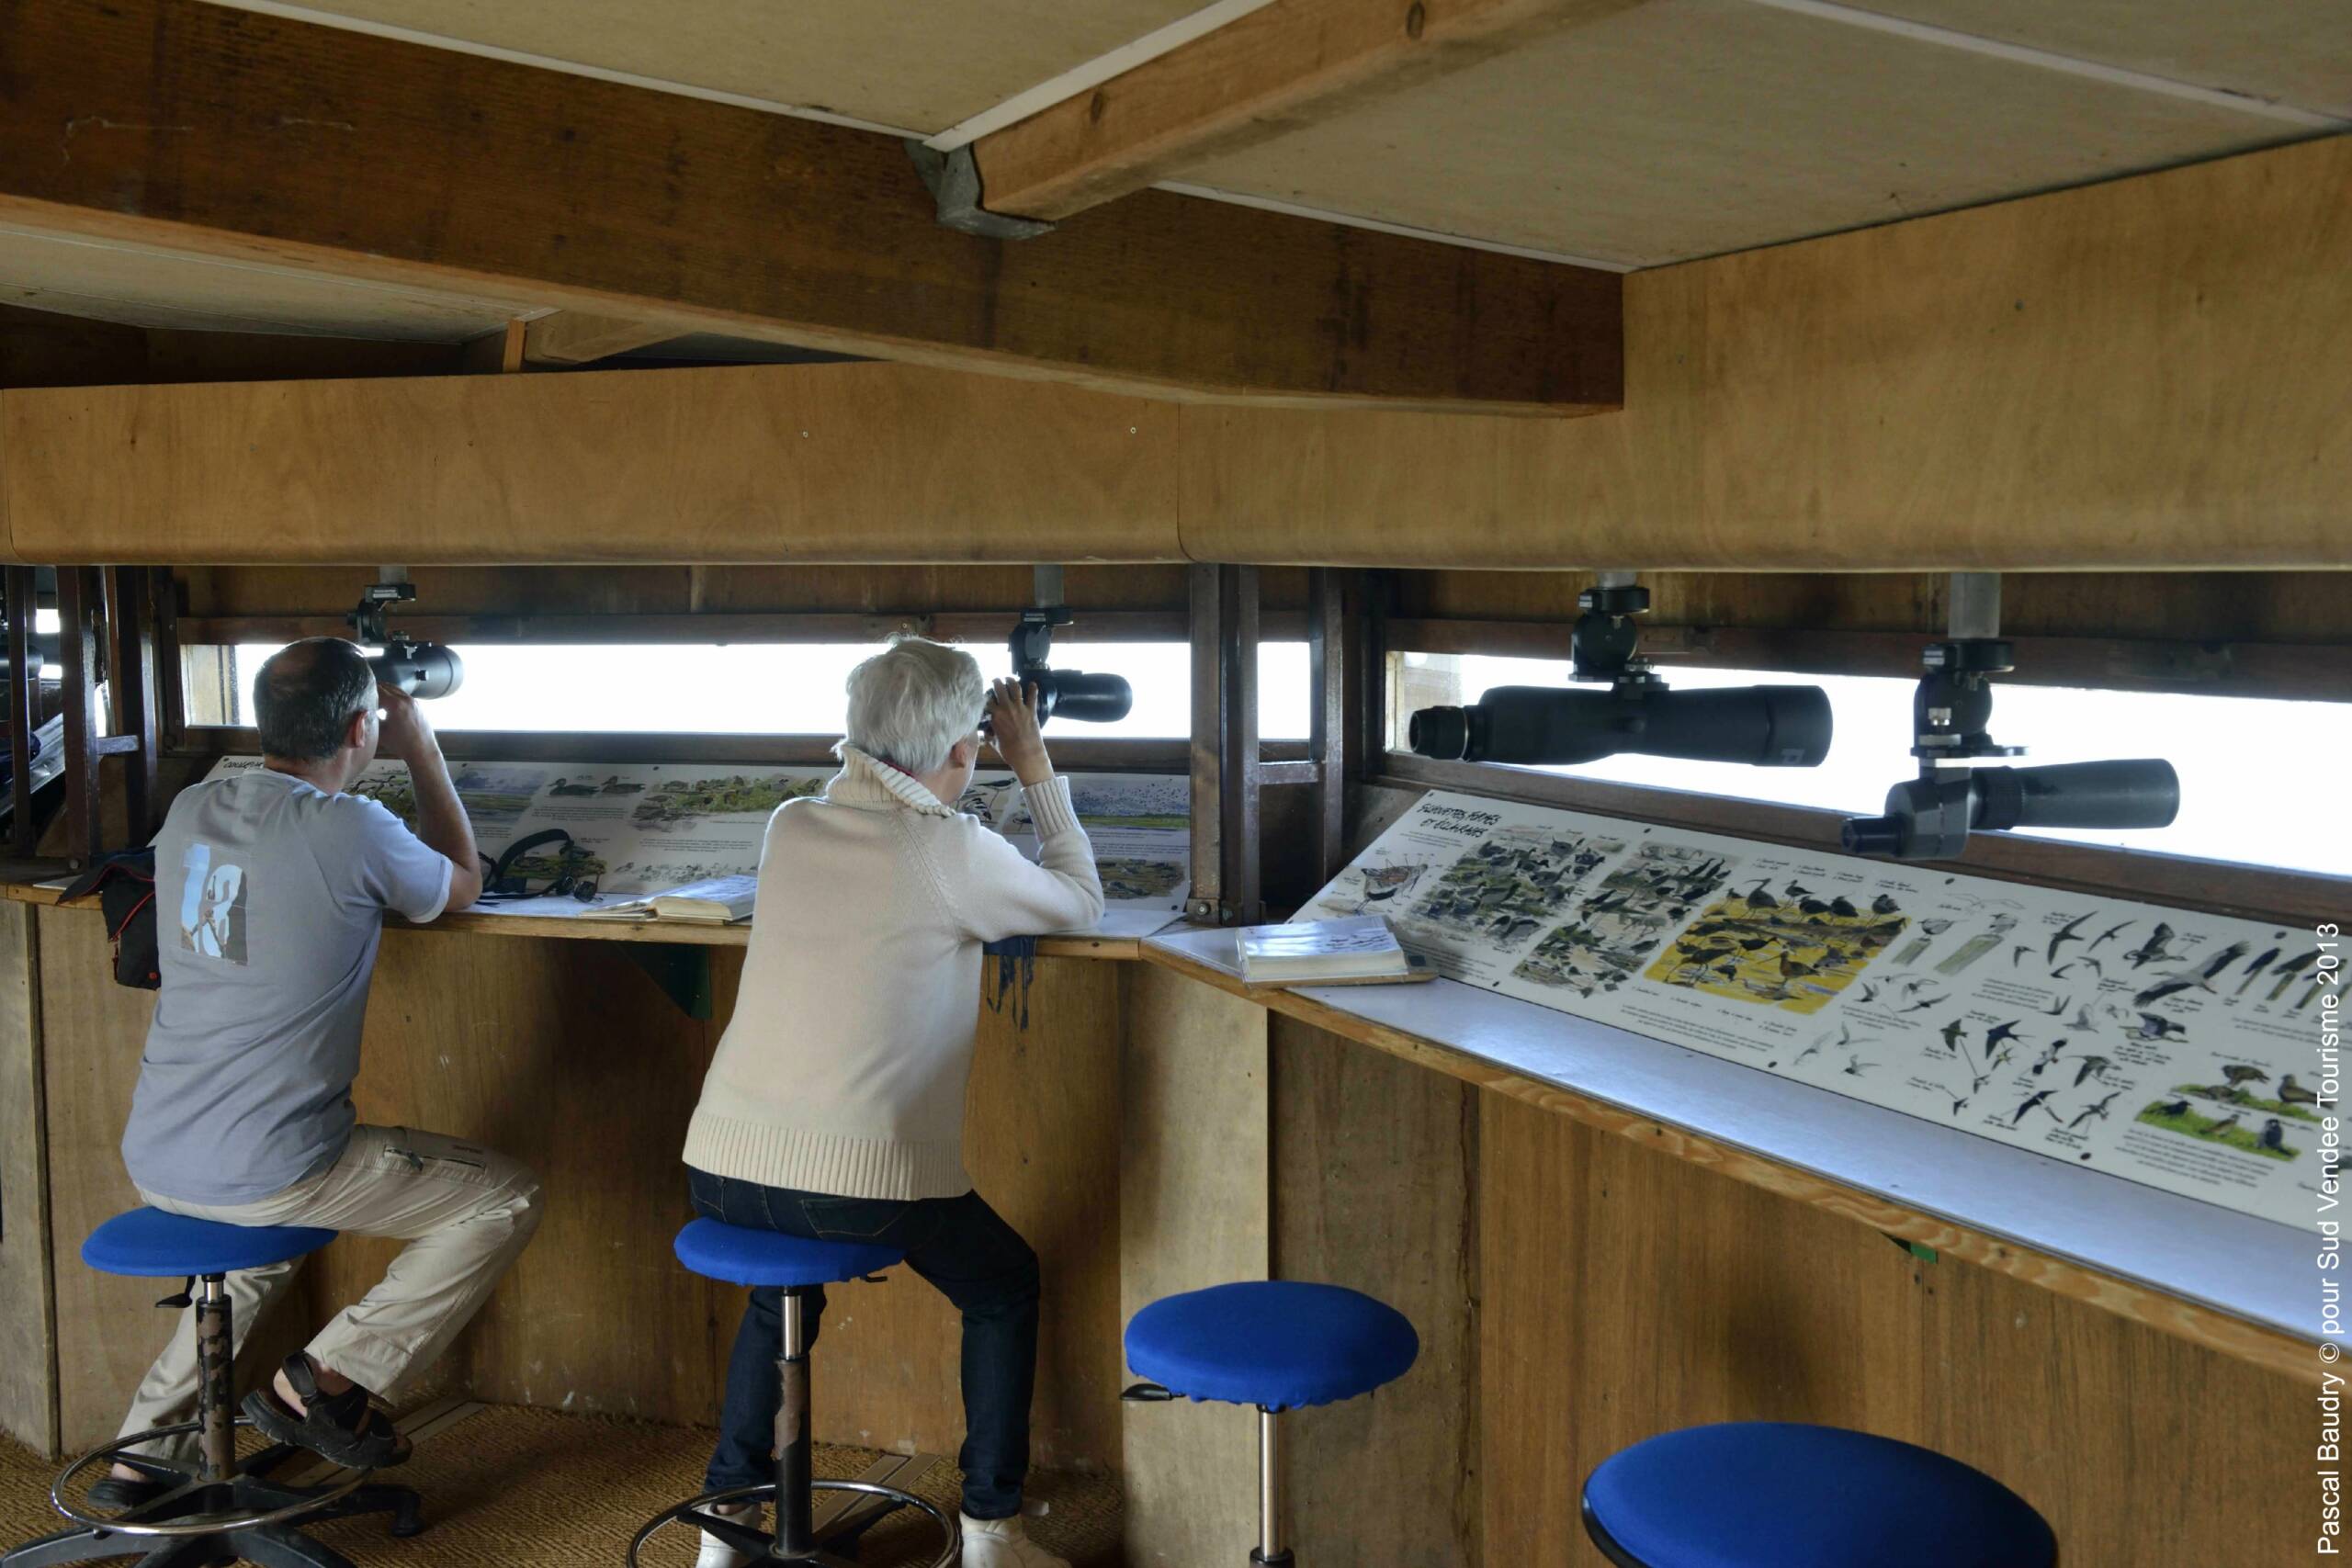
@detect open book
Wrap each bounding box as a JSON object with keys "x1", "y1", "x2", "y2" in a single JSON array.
[
  {"x1": 1238, "y1": 914, "x2": 1421, "y2": 985},
  {"x1": 578, "y1": 874, "x2": 758, "y2": 925}
]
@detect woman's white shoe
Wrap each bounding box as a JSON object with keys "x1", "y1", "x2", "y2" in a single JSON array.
[
  {"x1": 960, "y1": 1509, "x2": 1071, "y2": 1567},
  {"x1": 695, "y1": 1500, "x2": 762, "y2": 1568}
]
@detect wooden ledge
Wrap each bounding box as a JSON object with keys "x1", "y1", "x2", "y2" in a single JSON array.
[
  {"x1": 3, "y1": 886, "x2": 1138, "y2": 960},
  {"x1": 1140, "y1": 926, "x2": 2317, "y2": 1386}
]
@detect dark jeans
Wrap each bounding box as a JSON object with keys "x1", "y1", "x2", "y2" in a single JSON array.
[{"x1": 687, "y1": 1167, "x2": 1041, "y2": 1521}]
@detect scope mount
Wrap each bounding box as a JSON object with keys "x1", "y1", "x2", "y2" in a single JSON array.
[
  {"x1": 1906, "y1": 636, "x2": 2025, "y2": 769},
  {"x1": 348, "y1": 583, "x2": 417, "y2": 649},
  {"x1": 1009, "y1": 604, "x2": 1073, "y2": 673},
  {"x1": 1569, "y1": 581, "x2": 1664, "y2": 692}
]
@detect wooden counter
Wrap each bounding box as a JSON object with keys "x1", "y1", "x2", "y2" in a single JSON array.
[
  {"x1": 0, "y1": 879, "x2": 1141, "y2": 959},
  {"x1": 4, "y1": 887, "x2": 2318, "y2": 1564},
  {"x1": 1142, "y1": 925, "x2": 2313, "y2": 1382}
]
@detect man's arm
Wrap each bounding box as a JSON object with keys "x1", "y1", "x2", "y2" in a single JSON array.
[{"x1": 377, "y1": 685, "x2": 483, "y2": 912}]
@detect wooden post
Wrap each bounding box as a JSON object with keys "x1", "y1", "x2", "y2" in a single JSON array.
[
  {"x1": 1355, "y1": 570, "x2": 1397, "y2": 790},
  {"x1": 56, "y1": 568, "x2": 103, "y2": 869},
  {"x1": 152, "y1": 568, "x2": 185, "y2": 753},
  {"x1": 1187, "y1": 564, "x2": 1263, "y2": 925},
  {"x1": 105, "y1": 567, "x2": 160, "y2": 841},
  {"x1": 1187, "y1": 565, "x2": 1224, "y2": 922},
  {"x1": 1212, "y1": 568, "x2": 1263, "y2": 927},
  {"x1": 1307, "y1": 569, "x2": 1348, "y2": 886},
  {"x1": 4, "y1": 569, "x2": 39, "y2": 859}
]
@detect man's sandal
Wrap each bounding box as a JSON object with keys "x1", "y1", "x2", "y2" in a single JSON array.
[{"x1": 240, "y1": 1355, "x2": 413, "y2": 1470}]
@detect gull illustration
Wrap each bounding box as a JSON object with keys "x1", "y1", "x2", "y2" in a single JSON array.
[{"x1": 2067, "y1": 1092, "x2": 2120, "y2": 1129}]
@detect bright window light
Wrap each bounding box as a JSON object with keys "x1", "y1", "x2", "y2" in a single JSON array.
[
  {"x1": 220, "y1": 641, "x2": 1311, "y2": 740},
  {"x1": 1396, "y1": 651, "x2": 2338, "y2": 877}
]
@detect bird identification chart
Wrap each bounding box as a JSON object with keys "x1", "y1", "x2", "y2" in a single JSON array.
[
  {"x1": 1300, "y1": 790, "x2": 2329, "y2": 1230},
  {"x1": 200, "y1": 758, "x2": 1189, "y2": 937}
]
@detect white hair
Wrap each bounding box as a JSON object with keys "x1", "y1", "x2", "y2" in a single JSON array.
[{"x1": 841, "y1": 636, "x2": 987, "y2": 775}]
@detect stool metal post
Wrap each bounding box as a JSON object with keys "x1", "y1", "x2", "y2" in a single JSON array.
[
  {"x1": 774, "y1": 1291, "x2": 815, "y2": 1559},
  {"x1": 195, "y1": 1276, "x2": 236, "y2": 1483},
  {"x1": 630, "y1": 1223, "x2": 956, "y2": 1568},
  {"x1": 1252, "y1": 1406, "x2": 1293, "y2": 1566}
]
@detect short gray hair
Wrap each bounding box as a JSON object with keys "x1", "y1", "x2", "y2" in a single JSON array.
[
  {"x1": 255, "y1": 638, "x2": 376, "y2": 761},
  {"x1": 842, "y1": 637, "x2": 987, "y2": 775}
]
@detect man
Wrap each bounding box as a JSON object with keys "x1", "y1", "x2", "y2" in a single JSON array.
[
  {"x1": 99, "y1": 637, "x2": 540, "y2": 1495},
  {"x1": 683, "y1": 638, "x2": 1102, "y2": 1568}
]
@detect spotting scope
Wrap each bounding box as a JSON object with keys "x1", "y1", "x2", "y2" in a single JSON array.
[
  {"x1": 1841, "y1": 760, "x2": 2180, "y2": 860},
  {"x1": 1409, "y1": 682, "x2": 1832, "y2": 767},
  {"x1": 1406, "y1": 578, "x2": 1832, "y2": 770},
  {"x1": 348, "y1": 584, "x2": 464, "y2": 700},
  {"x1": 1838, "y1": 586, "x2": 2180, "y2": 860},
  {"x1": 1004, "y1": 606, "x2": 1132, "y2": 726}
]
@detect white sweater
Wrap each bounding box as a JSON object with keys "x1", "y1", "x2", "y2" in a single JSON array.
[{"x1": 683, "y1": 747, "x2": 1105, "y2": 1201}]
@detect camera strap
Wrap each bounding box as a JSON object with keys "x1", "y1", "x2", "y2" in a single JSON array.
[{"x1": 473, "y1": 828, "x2": 587, "y2": 905}]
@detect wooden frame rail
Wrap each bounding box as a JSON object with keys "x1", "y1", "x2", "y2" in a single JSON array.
[
  {"x1": 180, "y1": 608, "x2": 1313, "y2": 649},
  {"x1": 1385, "y1": 615, "x2": 2352, "y2": 704},
  {"x1": 174, "y1": 728, "x2": 1291, "y2": 773}
]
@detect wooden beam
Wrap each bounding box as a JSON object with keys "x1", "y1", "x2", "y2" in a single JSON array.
[
  {"x1": 522, "y1": 312, "x2": 679, "y2": 367},
  {"x1": 457, "y1": 320, "x2": 527, "y2": 375},
  {"x1": 0, "y1": 0, "x2": 1619, "y2": 415},
  {"x1": 1, "y1": 138, "x2": 2344, "y2": 570},
  {"x1": 969, "y1": 0, "x2": 1643, "y2": 221},
  {"x1": 0, "y1": 364, "x2": 1190, "y2": 565}
]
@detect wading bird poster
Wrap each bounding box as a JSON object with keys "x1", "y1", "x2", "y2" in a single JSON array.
[
  {"x1": 202, "y1": 758, "x2": 1188, "y2": 938},
  {"x1": 1296, "y1": 790, "x2": 2327, "y2": 1230}
]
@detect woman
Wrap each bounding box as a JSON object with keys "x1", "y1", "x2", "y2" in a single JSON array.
[{"x1": 684, "y1": 637, "x2": 1102, "y2": 1568}]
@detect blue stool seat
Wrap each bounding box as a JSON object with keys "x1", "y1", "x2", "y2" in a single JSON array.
[
  {"x1": 672, "y1": 1218, "x2": 905, "y2": 1288},
  {"x1": 1125, "y1": 1280, "x2": 1418, "y2": 1411},
  {"x1": 81, "y1": 1208, "x2": 337, "y2": 1278},
  {"x1": 1583, "y1": 1423, "x2": 2056, "y2": 1568}
]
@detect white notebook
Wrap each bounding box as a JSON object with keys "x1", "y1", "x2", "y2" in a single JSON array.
[
  {"x1": 579, "y1": 874, "x2": 758, "y2": 925},
  {"x1": 1238, "y1": 914, "x2": 1411, "y2": 984}
]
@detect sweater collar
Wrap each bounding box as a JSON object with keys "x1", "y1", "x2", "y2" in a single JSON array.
[{"x1": 828, "y1": 744, "x2": 958, "y2": 818}]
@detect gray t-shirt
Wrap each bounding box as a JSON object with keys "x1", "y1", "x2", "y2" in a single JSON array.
[{"x1": 122, "y1": 768, "x2": 454, "y2": 1203}]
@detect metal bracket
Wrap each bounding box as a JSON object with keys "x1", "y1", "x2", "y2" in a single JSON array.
[{"x1": 905, "y1": 141, "x2": 1056, "y2": 241}]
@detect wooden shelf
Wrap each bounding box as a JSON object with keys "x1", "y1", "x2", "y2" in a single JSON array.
[{"x1": 1142, "y1": 924, "x2": 2314, "y2": 1384}]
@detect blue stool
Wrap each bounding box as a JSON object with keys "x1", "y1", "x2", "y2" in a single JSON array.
[
  {"x1": 1581, "y1": 1423, "x2": 2057, "y2": 1568},
  {"x1": 628, "y1": 1219, "x2": 956, "y2": 1568},
  {"x1": 4, "y1": 1209, "x2": 423, "y2": 1568},
  {"x1": 1125, "y1": 1280, "x2": 1419, "y2": 1565}
]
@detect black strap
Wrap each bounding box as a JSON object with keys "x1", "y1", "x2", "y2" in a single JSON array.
[{"x1": 473, "y1": 829, "x2": 577, "y2": 904}]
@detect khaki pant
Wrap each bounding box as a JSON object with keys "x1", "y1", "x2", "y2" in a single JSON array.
[{"x1": 119, "y1": 1125, "x2": 542, "y2": 1459}]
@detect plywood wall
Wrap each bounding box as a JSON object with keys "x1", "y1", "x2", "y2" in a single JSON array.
[
  {"x1": 33, "y1": 908, "x2": 1128, "y2": 1475},
  {"x1": 1118, "y1": 964, "x2": 1270, "y2": 1565},
  {"x1": 1271, "y1": 1017, "x2": 1480, "y2": 1567},
  {"x1": 1478, "y1": 1089, "x2": 2312, "y2": 1566},
  {"x1": 0, "y1": 902, "x2": 56, "y2": 1456}
]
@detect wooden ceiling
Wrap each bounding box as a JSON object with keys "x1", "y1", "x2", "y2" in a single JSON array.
[
  {"x1": 183, "y1": 0, "x2": 2346, "y2": 272},
  {"x1": 0, "y1": 0, "x2": 2342, "y2": 386}
]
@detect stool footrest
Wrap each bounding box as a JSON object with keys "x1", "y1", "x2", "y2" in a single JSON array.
[
  {"x1": 46, "y1": 1421, "x2": 379, "y2": 1537},
  {"x1": 628, "y1": 1480, "x2": 957, "y2": 1568}
]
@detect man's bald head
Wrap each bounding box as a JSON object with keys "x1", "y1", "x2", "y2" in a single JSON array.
[{"x1": 254, "y1": 639, "x2": 376, "y2": 761}]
